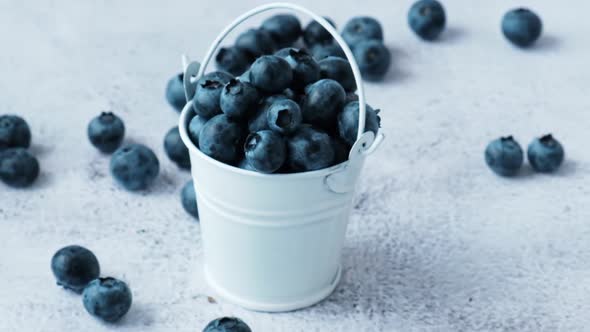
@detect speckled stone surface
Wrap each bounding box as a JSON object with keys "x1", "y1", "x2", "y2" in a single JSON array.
[{"x1": 1, "y1": 1, "x2": 589, "y2": 331}]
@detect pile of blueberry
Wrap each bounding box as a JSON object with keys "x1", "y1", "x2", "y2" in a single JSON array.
[{"x1": 0, "y1": 115, "x2": 39, "y2": 188}]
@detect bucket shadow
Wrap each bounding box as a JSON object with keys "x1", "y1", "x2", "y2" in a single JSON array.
[
  {"x1": 531, "y1": 35, "x2": 561, "y2": 52},
  {"x1": 380, "y1": 46, "x2": 410, "y2": 84}
]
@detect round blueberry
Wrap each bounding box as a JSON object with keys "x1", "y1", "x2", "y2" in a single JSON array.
[
  {"x1": 181, "y1": 180, "x2": 199, "y2": 220},
  {"x1": 266, "y1": 99, "x2": 302, "y2": 135},
  {"x1": 301, "y1": 79, "x2": 345, "y2": 128},
  {"x1": 220, "y1": 79, "x2": 260, "y2": 119},
  {"x1": 502, "y1": 8, "x2": 543, "y2": 48},
  {"x1": 235, "y1": 28, "x2": 277, "y2": 58},
  {"x1": 484, "y1": 136, "x2": 524, "y2": 176},
  {"x1": 286, "y1": 126, "x2": 335, "y2": 172},
  {"x1": 248, "y1": 95, "x2": 289, "y2": 133},
  {"x1": 337, "y1": 101, "x2": 381, "y2": 146},
  {"x1": 274, "y1": 47, "x2": 298, "y2": 58},
  {"x1": 352, "y1": 40, "x2": 391, "y2": 81},
  {"x1": 165, "y1": 73, "x2": 187, "y2": 112},
  {"x1": 193, "y1": 80, "x2": 225, "y2": 119},
  {"x1": 0, "y1": 114, "x2": 31, "y2": 150},
  {"x1": 215, "y1": 47, "x2": 252, "y2": 76},
  {"x1": 408, "y1": 0, "x2": 446, "y2": 41},
  {"x1": 164, "y1": 126, "x2": 190, "y2": 170},
  {"x1": 244, "y1": 130, "x2": 286, "y2": 173},
  {"x1": 332, "y1": 137, "x2": 352, "y2": 165},
  {"x1": 51, "y1": 245, "x2": 100, "y2": 293},
  {"x1": 198, "y1": 114, "x2": 244, "y2": 165},
  {"x1": 311, "y1": 43, "x2": 345, "y2": 61},
  {"x1": 342, "y1": 16, "x2": 384, "y2": 46},
  {"x1": 527, "y1": 134, "x2": 564, "y2": 173},
  {"x1": 110, "y1": 144, "x2": 159, "y2": 191},
  {"x1": 83, "y1": 277, "x2": 132, "y2": 322},
  {"x1": 203, "y1": 317, "x2": 252, "y2": 332},
  {"x1": 87, "y1": 112, "x2": 125, "y2": 154},
  {"x1": 188, "y1": 115, "x2": 208, "y2": 148},
  {"x1": 284, "y1": 49, "x2": 320, "y2": 91},
  {"x1": 249, "y1": 55, "x2": 293, "y2": 94},
  {"x1": 198, "y1": 71, "x2": 233, "y2": 86},
  {"x1": 319, "y1": 56, "x2": 356, "y2": 92},
  {"x1": 303, "y1": 17, "x2": 336, "y2": 48},
  {"x1": 261, "y1": 14, "x2": 302, "y2": 48},
  {"x1": 0, "y1": 148, "x2": 39, "y2": 188}
]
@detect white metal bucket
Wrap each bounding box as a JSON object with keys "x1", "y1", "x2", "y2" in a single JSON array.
[{"x1": 178, "y1": 2, "x2": 384, "y2": 312}]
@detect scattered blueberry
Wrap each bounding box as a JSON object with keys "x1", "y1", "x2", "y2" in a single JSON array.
[
  {"x1": 244, "y1": 130, "x2": 286, "y2": 173},
  {"x1": 286, "y1": 126, "x2": 335, "y2": 172},
  {"x1": 164, "y1": 126, "x2": 190, "y2": 170},
  {"x1": 235, "y1": 28, "x2": 277, "y2": 58},
  {"x1": 51, "y1": 245, "x2": 100, "y2": 293},
  {"x1": 181, "y1": 180, "x2": 199, "y2": 219},
  {"x1": 0, "y1": 148, "x2": 39, "y2": 188},
  {"x1": 303, "y1": 17, "x2": 336, "y2": 47},
  {"x1": 220, "y1": 79, "x2": 260, "y2": 119},
  {"x1": 527, "y1": 134, "x2": 564, "y2": 173},
  {"x1": 267, "y1": 99, "x2": 302, "y2": 135},
  {"x1": 342, "y1": 16, "x2": 384, "y2": 46},
  {"x1": 408, "y1": 0, "x2": 447, "y2": 41},
  {"x1": 193, "y1": 79, "x2": 225, "y2": 119},
  {"x1": 311, "y1": 43, "x2": 345, "y2": 61},
  {"x1": 301, "y1": 79, "x2": 346, "y2": 128},
  {"x1": 83, "y1": 277, "x2": 132, "y2": 322},
  {"x1": 203, "y1": 317, "x2": 252, "y2": 332},
  {"x1": 215, "y1": 47, "x2": 252, "y2": 76},
  {"x1": 261, "y1": 14, "x2": 302, "y2": 48},
  {"x1": 110, "y1": 144, "x2": 160, "y2": 191},
  {"x1": 352, "y1": 40, "x2": 391, "y2": 81},
  {"x1": 199, "y1": 114, "x2": 244, "y2": 164},
  {"x1": 188, "y1": 115, "x2": 208, "y2": 147},
  {"x1": 337, "y1": 101, "x2": 381, "y2": 146},
  {"x1": 165, "y1": 73, "x2": 187, "y2": 112},
  {"x1": 0, "y1": 115, "x2": 31, "y2": 150},
  {"x1": 248, "y1": 95, "x2": 289, "y2": 133},
  {"x1": 87, "y1": 112, "x2": 125, "y2": 154},
  {"x1": 484, "y1": 136, "x2": 524, "y2": 176},
  {"x1": 502, "y1": 8, "x2": 543, "y2": 47},
  {"x1": 249, "y1": 55, "x2": 293, "y2": 94},
  {"x1": 318, "y1": 56, "x2": 356, "y2": 92}
]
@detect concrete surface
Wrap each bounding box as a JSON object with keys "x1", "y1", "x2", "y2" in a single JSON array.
[{"x1": 1, "y1": 0, "x2": 589, "y2": 331}]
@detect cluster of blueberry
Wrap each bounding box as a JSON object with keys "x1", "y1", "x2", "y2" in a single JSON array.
[{"x1": 0, "y1": 115, "x2": 39, "y2": 187}]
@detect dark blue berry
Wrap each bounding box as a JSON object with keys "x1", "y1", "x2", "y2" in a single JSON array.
[
  {"x1": 274, "y1": 47, "x2": 298, "y2": 58},
  {"x1": 311, "y1": 43, "x2": 345, "y2": 61},
  {"x1": 502, "y1": 8, "x2": 543, "y2": 47},
  {"x1": 337, "y1": 101, "x2": 381, "y2": 146},
  {"x1": 0, "y1": 115, "x2": 31, "y2": 150},
  {"x1": 87, "y1": 112, "x2": 125, "y2": 154},
  {"x1": 235, "y1": 28, "x2": 277, "y2": 58},
  {"x1": 301, "y1": 79, "x2": 345, "y2": 128},
  {"x1": 198, "y1": 71, "x2": 233, "y2": 86},
  {"x1": 51, "y1": 245, "x2": 100, "y2": 293},
  {"x1": 261, "y1": 14, "x2": 302, "y2": 48},
  {"x1": 484, "y1": 136, "x2": 524, "y2": 176},
  {"x1": 527, "y1": 134, "x2": 564, "y2": 173},
  {"x1": 266, "y1": 99, "x2": 302, "y2": 135},
  {"x1": 164, "y1": 126, "x2": 190, "y2": 169},
  {"x1": 286, "y1": 126, "x2": 334, "y2": 172},
  {"x1": 215, "y1": 47, "x2": 252, "y2": 76},
  {"x1": 0, "y1": 148, "x2": 39, "y2": 188},
  {"x1": 248, "y1": 95, "x2": 289, "y2": 133},
  {"x1": 244, "y1": 130, "x2": 286, "y2": 173},
  {"x1": 303, "y1": 17, "x2": 336, "y2": 48},
  {"x1": 83, "y1": 277, "x2": 132, "y2": 322},
  {"x1": 165, "y1": 73, "x2": 186, "y2": 112},
  {"x1": 203, "y1": 317, "x2": 252, "y2": 332},
  {"x1": 181, "y1": 180, "x2": 199, "y2": 219},
  {"x1": 237, "y1": 158, "x2": 256, "y2": 171},
  {"x1": 345, "y1": 92, "x2": 359, "y2": 103},
  {"x1": 332, "y1": 137, "x2": 351, "y2": 165},
  {"x1": 188, "y1": 115, "x2": 208, "y2": 147},
  {"x1": 284, "y1": 49, "x2": 320, "y2": 91},
  {"x1": 249, "y1": 55, "x2": 293, "y2": 94},
  {"x1": 318, "y1": 56, "x2": 356, "y2": 92},
  {"x1": 193, "y1": 80, "x2": 225, "y2": 119},
  {"x1": 220, "y1": 79, "x2": 260, "y2": 119},
  {"x1": 198, "y1": 114, "x2": 244, "y2": 164},
  {"x1": 342, "y1": 16, "x2": 384, "y2": 46},
  {"x1": 408, "y1": 0, "x2": 446, "y2": 41},
  {"x1": 352, "y1": 40, "x2": 391, "y2": 81},
  {"x1": 110, "y1": 144, "x2": 159, "y2": 191}
]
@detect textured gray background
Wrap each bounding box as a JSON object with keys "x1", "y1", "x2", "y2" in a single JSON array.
[{"x1": 1, "y1": 0, "x2": 589, "y2": 331}]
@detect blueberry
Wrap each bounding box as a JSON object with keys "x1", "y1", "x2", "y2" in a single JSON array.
[
  {"x1": 318, "y1": 56, "x2": 356, "y2": 92},
  {"x1": 249, "y1": 55, "x2": 293, "y2": 94},
  {"x1": 527, "y1": 134, "x2": 564, "y2": 173},
  {"x1": 301, "y1": 79, "x2": 345, "y2": 128},
  {"x1": 203, "y1": 317, "x2": 252, "y2": 332},
  {"x1": 408, "y1": 0, "x2": 446, "y2": 41},
  {"x1": 311, "y1": 43, "x2": 345, "y2": 61},
  {"x1": 237, "y1": 158, "x2": 256, "y2": 171},
  {"x1": 266, "y1": 99, "x2": 302, "y2": 135},
  {"x1": 248, "y1": 95, "x2": 289, "y2": 133},
  {"x1": 0, "y1": 148, "x2": 39, "y2": 188},
  {"x1": 0, "y1": 115, "x2": 31, "y2": 150},
  {"x1": 199, "y1": 114, "x2": 244, "y2": 164},
  {"x1": 261, "y1": 14, "x2": 302, "y2": 48},
  {"x1": 198, "y1": 71, "x2": 233, "y2": 86},
  {"x1": 502, "y1": 8, "x2": 543, "y2": 47},
  {"x1": 332, "y1": 137, "x2": 351, "y2": 165},
  {"x1": 303, "y1": 17, "x2": 336, "y2": 48},
  {"x1": 164, "y1": 126, "x2": 190, "y2": 169},
  {"x1": 165, "y1": 73, "x2": 186, "y2": 112},
  {"x1": 51, "y1": 245, "x2": 100, "y2": 293},
  {"x1": 87, "y1": 112, "x2": 125, "y2": 154},
  {"x1": 220, "y1": 79, "x2": 260, "y2": 119},
  {"x1": 244, "y1": 130, "x2": 286, "y2": 173},
  {"x1": 181, "y1": 180, "x2": 199, "y2": 219},
  {"x1": 281, "y1": 88, "x2": 298, "y2": 101},
  {"x1": 215, "y1": 47, "x2": 252, "y2": 76},
  {"x1": 484, "y1": 136, "x2": 524, "y2": 176},
  {"x1": 193, "y1": 80, "x2": 225, "y2": 119},
  {"x1": 235, "y1": 28, "x2": 277, "y2": 58},
  {"x1": 345, "y1": 92, "x2": 359, "y2": 103},
  {"x1": 83, "y1": 277, "x2": 132, "y2": 322},
  {"x1": 342, "y1": 16, "x2": 384, "y2": 46},
  {"x1": 337, "y1": 101, "x2": 381, "y2": 146},
  {"x1": 188, "y1": 115, "x2": 208, "y2": 147},
  {"x1": 286, "y1": 126, "x2": 335, "y2": 172},
  {"x1": 274, "y1": 47, "x2": 298, "y2": 58},
  {"x1": 352, "y1": 40, "x2": 391, "y2": 81},
  {"x1": 284, "y1": 49, "x2": 320, "y2": 91},
  {"x1": 110, "y1": 144, "x2": 159, "y2": 191}
]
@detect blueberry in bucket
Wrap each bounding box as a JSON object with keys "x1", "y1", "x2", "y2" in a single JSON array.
[
  {"x1": 220, "y1": 79, "x2": 260, "y2": 120},
  {"x1": 484, "y1": 136, "x2": 524, "y2": 176},
  {"x1": 0, "y1": 148, "x2": 39, "y2": 188},
  {"x1": 283, "y1": 49, "x2": 320, "y2": 91},
  {"x1": 267, "y1": 99, "x2": 302, "y2": 135},
  {"x1": 83, "y1": 277, "x2": 132, "y2": 322},
  {"x1": 188, "y1": 115, "x2": 208, "y2": 147},
  {"x1": 87, "y1": 112, "x2": 125, "y2": 154},
  {"x1": 244, "y1": 130, "x2": 286, "y2": 173},
  {"x1": 193, "y1": 79, "x2": 225, "y2": 119},
  {"x1": 235, "y1": 28, "x2": 277, "y2": 58},
  {"x1": 0, "y1": 114, "x2": 31, "y2": 150},
  {"x1": 199, "y1": 114, "x2": 244, "y2": 164},
  {"x1": 164, "y1": 126, "x2": 190, "y2": 169},
  {"x1": 51, "y1": 245, "x2": 100, "y2": 293},
  {"x1": 286, "y1": 126, "x2": 335, "y2": 172},
  {"x1": 215, "y1": 47, "x2": 251, "y2": 76},
  {"x1": 249, "y1": 55, "x2": 293, "y2": 94},
  {"x1": 110, "y1": 144, "x2": 159, "y2": 191},
  {"x1": 337, "y1": 101, "x2": 381, "y2": 146},
  {"x1": 261, "y1": 14, "x2": 302, "y2": 48},
  {"x1": 319, "y1": 56, "x2": 356, "y2": 92},
  {"x1": 303, "y1": 17, "x2": 336, "y2": 48},
  {"x1": 248, "y1": 94, "x2": 289, "y2": 133},
  {"x1": 301, "y1": 79, "x2": 346, "y2": 129},
  {"x1": 311, "y1": 43, "x2": 346, "y2": 61}
]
